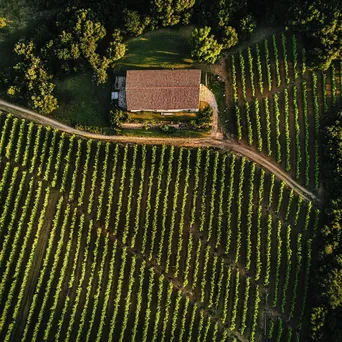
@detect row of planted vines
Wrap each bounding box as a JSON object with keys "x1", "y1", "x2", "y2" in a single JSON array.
[
  {"x1": 226, "y1": 32, "x2": 342, "y2": 191},
  {"x1": 0, "y1": 112, "x2": 318, "y2": 341}
]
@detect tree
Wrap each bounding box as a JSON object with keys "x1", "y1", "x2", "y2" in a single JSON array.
[
  {"x1": 310, "y1": 105, "x2": 342, "y2": 341},
  {"x1": 191, "y1": 27, "x2": 223, "y2": 64},
  {"x1": 311, "y1": 306, "x2": 327, "y2": 340},
  {"x1": 50, "y1": 7, "x2": 128, "y2": 84},
  {"x1": 0, "y1": 17, "x2": 7, "y2": 29},
  {"x1": 150, "y1": 0, "x2": 195, "y2": 27},
  {"x1": 123, "y1": 9, "x2": 145, "y2": 36},
  {"x1": 323, "y1": 269, "x2": 342, "y2": 309},
  {"x1": 288, "y1": 0, "x2": 342, "y2": 70},
  {"x1": 193, "y1": 0, "x2": 245, "y2": 29},
  {"x1": 8, "y1": 40, "x2": 58, "y2": 114},
  {"x1": 239, "y1": 14, "x2": 257, "y2": 37},
  {"x1": 93, "y1": 57, "x2": 111, "y2": 84},
  {"x1": 52, "y1": 8, "x2": 106, "y2": 73},
  {"x1": 107, "y1": 30, "x2": 126, "y2": 67},
  {"x1": 221, "y1": 26, "x2": 238, "y2": 49}
]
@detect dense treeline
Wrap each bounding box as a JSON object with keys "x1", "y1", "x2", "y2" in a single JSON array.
[
  {"x1": 1, "y1": 0, "x2": 341, "y2": 113},
  {"x1": 288, "y1": 0, "x2": 341, "y2": 71},
  {"x1": 311, "y1": 103, "x2": 342, "y2": 341}
]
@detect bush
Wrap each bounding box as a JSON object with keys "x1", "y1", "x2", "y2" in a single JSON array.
[
  {"x1": 239, "y1": 14, "x2": 256, "y2": 38},
  {"x1": 160, "y1": 125, "x2": 176, "y2": 133},
  {"x1": 221, "y1": 26, "x2": 238, "y2": 50},
  {"x1": 0, "y1": 17, "x2": 7, "y2": 29},
  {"x1": 195, "y1": 106, "x2": 213, "y2": 129},
  {"x1": 191, "y1": 27, "x2": 223, "y2": 64},
  {"x1": 109, "y1": 107, "x2": 128, "y2": 128}
]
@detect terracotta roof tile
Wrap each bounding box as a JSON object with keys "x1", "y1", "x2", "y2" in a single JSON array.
[{"x1": 126, "y1": 69, "x2": 201, "y2": 111}]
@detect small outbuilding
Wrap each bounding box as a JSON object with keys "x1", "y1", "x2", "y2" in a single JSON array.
[
  {"x1": 111, "y1": 91, "x2": 119, "y2": 100},
  {"x1": 125, "y1": 69, "x2": 201, "y2": 113}
]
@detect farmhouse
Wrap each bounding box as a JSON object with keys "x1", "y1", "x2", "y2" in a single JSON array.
[{"x1": 125, "y1": 69, "x2": 201, "y2": 113}]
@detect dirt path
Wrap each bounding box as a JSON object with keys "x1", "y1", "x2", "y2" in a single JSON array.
[
  {"x1": 0, "y1": 99, "x2": 318, "y2": 203},
  {"x1": 222, "y1": 26, "x2": 279, "y2": 58},
  {"x1": 200, "y1": 84, "x2": 223, "y2": 139}
]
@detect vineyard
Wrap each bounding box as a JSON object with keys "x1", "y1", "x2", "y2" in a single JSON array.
[
  {"x1": 225, "y1": 32, "x2": 342, "y2": 191},
  {"x1": 0, "y1": 111, "x2": 319, "y2": 341}
]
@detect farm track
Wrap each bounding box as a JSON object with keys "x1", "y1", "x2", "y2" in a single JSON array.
[{"x1": 0, "y1": 99, "x2": 318, "y2": 203}]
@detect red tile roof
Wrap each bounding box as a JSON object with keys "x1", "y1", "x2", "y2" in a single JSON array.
[{"x1": 126, "y1": 69, "x2": 201, "y2": 111}]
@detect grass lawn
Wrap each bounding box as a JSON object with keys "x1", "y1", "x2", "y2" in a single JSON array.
[
  {"x1": 116, "y1": 27, "x2": 194, "y2": 71},
  {"x1": 121, "y1": 128, "x2": 209, "y2": 138},
  {"x1": 128, "y1": 111, "x2": 197, "y2": 122},
  {"x1": 53, "y1": 73, "x2": 111, "y2": 127}
]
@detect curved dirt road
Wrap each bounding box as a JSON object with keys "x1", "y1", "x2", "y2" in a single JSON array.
[{"x1": 0, "y1": 99, "x2": 318, "y2": 203}]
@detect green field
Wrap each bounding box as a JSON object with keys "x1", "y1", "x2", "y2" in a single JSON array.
[
  {"x1": 221, "y1": 32, "x2": 342, "y2": 191},
  {"x1": 0, "y1": 111, "x2": 320, "y2": 341},
  {"x1": 53, "y1": 73, "x2": 111, "y2": 128},
  {"x1": 116, "y1": 27, "x2": 194, "y2": 71}
]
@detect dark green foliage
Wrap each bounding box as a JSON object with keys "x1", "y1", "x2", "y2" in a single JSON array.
[
  {"x1": 150, "y1": 0, "x2": 195, "y2": 27},
  {"x1": 160, "y1": 124, "x2": 176, "y2": 133},
  {"x1": 191, "y1": 27, "x2": 222, "y2": 64},
  {"x1": 107, "y1": 30, "x2": 126, "y2": 66},
  {"x1": 193, "y1": 0, "x2": 245, "y2": 29},
  {"x1": 311, "y1": 105, "x2": 342, "y2": 341},
  {"x1": 0, "y1": 17, "x2": 6, "y2": 29},
  {"x1": 322, "y1": 107, "x2": 342, "y2": 197},
  {"x1": 288, "y1": 0, "x2": 342, "y2": 70},
  {"x1": 221, "y1": 26, "x2": 238, "y2": 50},
  {"x1": 323, "y1": 269, "x2": 342, "y2": 309},
  {"x1": 51, "y1": 8, "x2": 107, "y2": 80},
  {"x1": 109, "y1": 107, "x2": 128, "y2": 128},
  {"x1": 44, "y1": 7, "x2": 125, "y2": 85},
  {"x1": 239, "y1": 14, "x2": 257, "y2": 38},
  {"x1": 123, "y1": 9, "x2": 148, "y2": 36},
  {"x1": 7, "y1": 41, "x2": 58, "y2": 114},
  {"x1": 193, "y1": 106, "x2": 213, "y2": 129}
]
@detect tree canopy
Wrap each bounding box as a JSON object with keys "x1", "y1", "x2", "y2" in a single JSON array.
[
  {"x1": 289, "y1": 0, "x2": 342, "y2": 70},
  {"x1": 0, "y1": 17, "x2": 7, "y2": 29},
  {"x1": 46, "y1": 7, "x2": 126, "y2": 84},
  {"x1": 7, "y1": 41, "x2": 58, "y2": 114},
  {"x1": 220, "y1": 26, "x2": 238, "y2": 49},
  {"x1": 150, "y1": 0, "x2": 195, "y2": 27},
  {"x1": 311, "y1": 105, "x2": 342, "y2": 341},
  {"x1": 191, "y1": 26, "x2": 223, "y2": 64},
  {"x1": 52, "y1": 8, "x2": 106, "y2": 71}
]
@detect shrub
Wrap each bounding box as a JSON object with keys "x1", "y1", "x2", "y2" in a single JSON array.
[
  {"x1": 160, "y1": 124, "x2": 176, "y2": 133},
  {"x1": 109, "y1": 107, "x2": 128, "y2": 128},
  {"x1": 0, "y1": 17, "x2": 7, "y2": 29},
  {"x1": 221, "y1": 26, "x2": 238, "y2": 49},
  {"x1": 239, "y1": 14, "x2": 256, "y2": 38},
  {"x1": 191, "y1": 27, "x2": 223, "y2": 64},
  {"x1": 195, "y1": 106, "x2": 213, "y2": 129}
]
